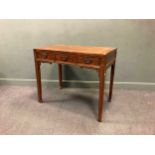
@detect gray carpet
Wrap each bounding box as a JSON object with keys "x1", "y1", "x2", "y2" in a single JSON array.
[{"x1": 0, "y1": 85, "x2": 155, "y2": 135}]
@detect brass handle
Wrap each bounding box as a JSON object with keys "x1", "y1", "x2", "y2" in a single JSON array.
[
  {"x1": 41, "y1": 53, "x2": 48, "y2": 59},
  {"x1": 61, "y1": 55, "x2": 68, "y2": 61},
  {"x1": 84, "y1": 57, "x2": 92, "y2": 64}
]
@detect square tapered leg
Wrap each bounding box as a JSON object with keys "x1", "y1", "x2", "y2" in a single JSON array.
[
  {"x1": 58, "y1": 64, "x2": 62, "y2": 89},
  {"x1": 98, "y1": 65, "x2": 105, "y2": 122},
  {"x1": 34, "y1": 60, "x2": 43, "y2": 103},
  {"x1": 108, "y1": 62, "x2": 115, "y2": 102}
]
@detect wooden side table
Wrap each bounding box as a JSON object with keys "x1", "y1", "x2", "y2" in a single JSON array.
[{"x1": 33, "y1": 44, "x2": 117, "y2": 122}]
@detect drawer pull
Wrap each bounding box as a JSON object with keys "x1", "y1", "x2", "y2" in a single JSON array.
[
  {"x1": 61, "y1": 55, "x2": 68, "y2": 61},
  {"x1": 84, "y1": 57, "x2": 92, "y2": 64},
  {"x1": 41, "y1": 53, "x2": 48, "y2": 59}
]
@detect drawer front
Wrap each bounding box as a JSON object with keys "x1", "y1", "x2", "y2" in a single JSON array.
[
  {"x1": 36, "y1": 51, "x2": 55, "y2": 60},
  {"x1": 55, "y1": 53, "x2": 100, "y2": 66},
  {"x1": 36, "y1": 51, "x2": 101, "y2": 66},
  {"x1": 78, "y1": 55, "x2": 100, "y2": 66},
  {"x1": 55, "y1": 53, "x2": 76, "y2": 63}
]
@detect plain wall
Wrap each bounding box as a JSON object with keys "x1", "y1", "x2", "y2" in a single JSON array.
[{"x1": 0, "y1": 19, "x2": 155, "y2": 88}]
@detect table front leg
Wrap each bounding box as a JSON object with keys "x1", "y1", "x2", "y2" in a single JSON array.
[
  {"x1": 58, "y1": 64, "x2": 62, "y2": 89},
  {"x1": 98, "y1": 65, "x2": 105, "y2": 122},
  {"x1": 108, "y1": 61, "x2": 116, "y2": 102},
  {"x1": 34, "y1": 60, "x2": 43, "y2": 103}
]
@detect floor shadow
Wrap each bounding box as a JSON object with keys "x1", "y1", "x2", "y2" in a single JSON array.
[
  {"x1": 30, "y1": 86, "x2": 112, "y2": 119},
  {"x1": 68, "y1": 93, "x2": 98, "y2": 117}
]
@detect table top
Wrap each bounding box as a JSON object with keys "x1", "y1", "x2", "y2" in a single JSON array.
[{"x1": 34, "y1": 44, "x2": 116, "y2": 55}]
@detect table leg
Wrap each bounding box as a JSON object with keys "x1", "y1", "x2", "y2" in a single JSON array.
[
  {"x1": 108, "y1": 62, "x2": 115, "y2": 102},
  {"x1": 58, "y1": 64, "x2": 62, "y2": 89},
  {"x1": 34, "y1": 60, "x2": 43, "y2": 103},
  {"x1": 98, "y1": 65, "x2": 105, "y2": 122}
]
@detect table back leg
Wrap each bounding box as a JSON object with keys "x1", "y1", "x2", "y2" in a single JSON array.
[
  {"x1": 58, "y1": 64, "x2": 62, "y2": 89},
  {"x1": 108, "y1": 62, "x2": 115, "y2": 102}
]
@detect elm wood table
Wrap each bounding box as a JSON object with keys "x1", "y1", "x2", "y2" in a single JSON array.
[{"x1": 33, "y1": 44, "x2": 117, "y2": 122}]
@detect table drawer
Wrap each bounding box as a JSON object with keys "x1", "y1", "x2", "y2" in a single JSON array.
[
  {"x1": 55, "y1": 53, "x2": 100, "y2": 66},
  {"x1": 55, "y1": 53, "x2": 76, "y2": 62},
  {"x1": 78, "y1": 56, "x2": 100, "y2": 66},
  {"x1": 36, "y1": 51, "x2": 101, "y2": 66},
  {"x1": 36, "y1": 51, "x2": 55, "y2": 60}
]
